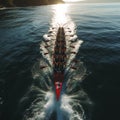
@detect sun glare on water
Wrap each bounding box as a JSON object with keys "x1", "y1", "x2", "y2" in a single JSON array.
[
  {"x1": 52, "y1": 4, "x2": 69, "y2": 26},
  {"x1": 63, "y1": 0, "x2": 85, "y2": 2}
]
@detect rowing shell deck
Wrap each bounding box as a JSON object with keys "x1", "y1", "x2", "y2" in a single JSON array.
[{"x1": 53, "y1": 27, "x2": 66, "y2": 100}]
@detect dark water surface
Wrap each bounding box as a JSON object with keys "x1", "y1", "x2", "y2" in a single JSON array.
[{"x1": 0, "y1": 3, "x2": 120, "y2": 120}]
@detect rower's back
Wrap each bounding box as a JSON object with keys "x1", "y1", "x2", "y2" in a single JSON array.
[{"x1": 53, "y1": 27, "x2": 66, "y2": 73}]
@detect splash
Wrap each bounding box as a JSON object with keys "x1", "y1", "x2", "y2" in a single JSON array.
[{"x1": 21, "y1": 4, "x2": 92, "y2": 120}]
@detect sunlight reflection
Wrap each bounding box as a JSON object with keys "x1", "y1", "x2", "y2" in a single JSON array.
[{"x1": 52, "y1": 4, "x2": 70, "y2": 27}]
